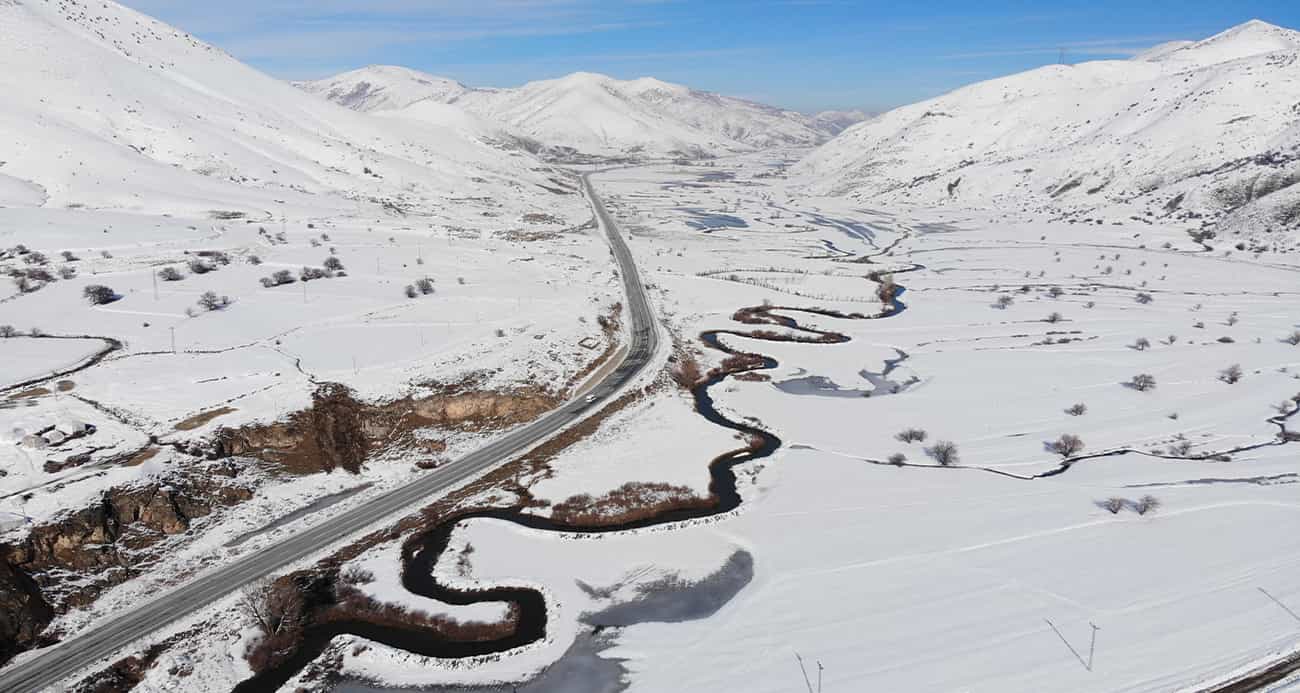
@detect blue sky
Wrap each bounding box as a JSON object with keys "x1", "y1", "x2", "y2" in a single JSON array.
[{"x1": 122, "y1": 0, "x2": 1300, "y2": 113}]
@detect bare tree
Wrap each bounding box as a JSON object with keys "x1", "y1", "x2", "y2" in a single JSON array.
[
  {"x1": 1134, "y1": 495, "x2": 1161, "y2": 515},
  {"x1": 1048, "y1": 286, "x2": 1064, "y2": 299},
  {"x1": 404, "y1": 284, "x2": 418, "y2": 298},
  {"x1": 158, "y1": 266, "x2": 184, "y2": 282},
  {"x1": 197, "y1": 291, "x2": 229, "y2": 311},
  {"x1": 236, "y1": 578, "x2": 304, "y2": 638},
  {"x1": 896, "y1": 428, "x2": 928, "y2": 444},
  {"x1": 0, "y1": 325, "x2": 16, "y2": 338},
  {"x1": 1129, "y1": 373, "x2": 1157, "y2": 392},
  {"x1": 1133, "y1": 337, "x2": 1151, "y2": 351},
  {"x1": 875, "y1": 273, "x2": 899, "y2": 305},
  {"x1": 1102, "y1": 497, "x2": 1125, "y2": 514},
  {"x1": 994, "y1": 294, "x2": 1014, "y2": 309},
  {"x1": 887, "y1": 453, "x2": 906, "y2": 466},
  {"x1": 926, "y1": 440, "x2": 959, "y2": 466},
  {"x1": 1218, "y1": 364, "x2": 1243, "y2": 384},
  {"x1": 1065, "y1": 403, "x2": 1087, "y2": 416},
  {"x1": 82, "y1": 285, "x2": 119, "y2": 305},
  {"x1": 1135, "y1": 292, "x2": 1154, "y2": 304},
  {"x1": 57, "y1": 265, "x2": 77, "y2": 280},
  {"x1": 1046, "y1": 312, "x2": 1063, "y2": 323},
  {"x1": 1050, "y1": 433, "x2": 1085, "y2": 458},
  {"x1": 323, "y1": 256, "x2": 344, "y2": 271},
  {"x1": 188, "y1": 259, "x2": 213, "y2": 275},
  {"x1": 415, "y1": 278, "x2": 435, "y2": 295}
]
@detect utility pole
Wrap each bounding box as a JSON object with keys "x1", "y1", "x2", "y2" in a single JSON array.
[
  {"x1": 1088, "y1": 623, "x2": 1099, "y2": 671},
  {"x1": 152, "y1": 271, "x2": 158, "y2": 300},
  {"x1": 169, "y1": 326, "x2": 176, "y2": 354}
]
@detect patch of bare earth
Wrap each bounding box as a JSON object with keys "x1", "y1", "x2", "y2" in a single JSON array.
[{"x1": 174, "y1": 406, "x2": 238, "y2": 431}]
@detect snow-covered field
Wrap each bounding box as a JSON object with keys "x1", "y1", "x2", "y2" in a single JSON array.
[
  {"x1": 286, "y1": 152, "x2": 1300, "y2": 693},
  {"x1": 2, "y1": 2, "x2": 1299, "y2": 691}
]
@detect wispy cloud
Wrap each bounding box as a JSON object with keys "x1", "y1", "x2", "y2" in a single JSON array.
[{"x1": 938, "y1": 35, "x2": 1176, "y2": 60}]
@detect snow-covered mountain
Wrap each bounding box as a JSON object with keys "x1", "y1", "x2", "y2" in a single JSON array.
[
  {"x1": 295, "y1": 66, "x2": 470, "y2": 112},
  {"x1": 301, "y1": 68, "x2": 841, "y2": 159},
  {"x1": 798, "y1": 20, "x2": 1300, "y2": 234},
  {"x1": 812, "y1": 110, "x2": 872, "y2": 135},
  {"x1": 0, "y1": 0, "x2": 582, "y2": 219}
]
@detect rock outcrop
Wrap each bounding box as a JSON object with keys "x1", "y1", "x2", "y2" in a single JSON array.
[{"x1": 0, "y1": 469, "x2": 253, "y2": 664}]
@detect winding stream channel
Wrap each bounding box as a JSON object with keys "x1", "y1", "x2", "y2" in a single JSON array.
[{"x1": 234, "y1": 255, "x2": 918, "y2": 690}]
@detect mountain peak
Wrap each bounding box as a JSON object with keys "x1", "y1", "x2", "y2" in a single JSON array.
[{"x1": 1141, "y1": 18, "x2": 1300, "y2": 66}]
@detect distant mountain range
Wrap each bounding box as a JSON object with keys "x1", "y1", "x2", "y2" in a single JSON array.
[
  {"x1": 0, "y1": 0, "x2": 583, "y2": 219},
  {"x1": 299, "y1": 67, "x2": 865, "y2": 160},
  {"x1": 797, "y1": 20, "x2": 1300, "y2": 235}
]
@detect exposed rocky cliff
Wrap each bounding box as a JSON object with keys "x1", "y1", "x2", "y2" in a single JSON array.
[{"x1": 0, "y1": 467, "x2": 253, "y2": 664}]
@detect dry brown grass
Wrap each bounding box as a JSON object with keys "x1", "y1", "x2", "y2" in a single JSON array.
[
  {"x1": 174, "y1": 406, "x2": 237, "y2": 431},
  {"x1": 551, "y1": 482, "x2": 712, "y2": 527}
]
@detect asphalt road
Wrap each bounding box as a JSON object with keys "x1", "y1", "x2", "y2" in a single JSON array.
[{"x1": 0, "y1": 173, "x2": 660, "y2": 693}]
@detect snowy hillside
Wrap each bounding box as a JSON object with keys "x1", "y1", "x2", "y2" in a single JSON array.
[
  {"x1": 0, "y1": 0, "x2": 581, "y2": 218},
  {"x1": 798, "y1": 20, "x2": 1300, "y2": 238},
  {"x1": 302, "y1": 68, "x2": 840, "y2": 159},
  {"x1": 295, "y1": 66, "x2": 470, "y2": 112}
]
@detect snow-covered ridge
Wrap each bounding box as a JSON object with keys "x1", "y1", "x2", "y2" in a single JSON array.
[
  {"x1": 301, "y1": 67, "x2": 844, "y2": 159},
  {"x1": 797, "y1": 20, "x2": 1300, "y2": 236},
  {"x1": 0, "y1": 0, "x2": 581, "y2": 218}
]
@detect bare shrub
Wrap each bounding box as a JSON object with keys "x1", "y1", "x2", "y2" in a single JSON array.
[
  {"x1": 261, "y1": 269, "x2": 295, "y2": 288},
  {"x1": 1218, "y1": 364, "x2": 1243, "y2": 384},
  {"x1": 300, "y1": 266, "x2": 330, "y2": 281},
  {"x1": 23, "y1": 251, "x2": 48, "y2": 265},
  {"x1": 1065, "y1": 403, "x2": 1087, "y2": 416},
  {"x1": 1135, "y1": 292, "x2": 1154, "y2": 304},
  {"x1": 247, "y1": 255, "x2": 263, "y2": 266},
  {"x1": 896, "y1": 428, "x2": 928, "y2": 444},
  {"x1": 1102, "y1": 497, "x2": 1125, "y2": 514},
  {"x1": 415, "y1": 278, "x2": 435, "y2": 295},
  {"x1": 187, "y1": 259, "x2": 213, "y2": 275},
  {"x1": 994, "y1": 294, "x2": 1014, "y2": 309},
  {"x1": 1284, "y1": 330, "x2": 1300, "y2": 346},
  {"x1": 60, "y1": 250, "x2": 79, "y2": 262},
  {"x1": 340, "y1": 565, "x2": 375, "y2": 585},
  {"x1": 404, "y1": 284, "x2": 417, "y2": 298},
  {"x1": 1134, "y1": 495, "x2": 1161, "y2": 515},
  {"x1": 1048, "y1": 286, "x2": 1064, "y2": 299},
  {"x1": 1168, "y1": 439, "x2": 1193, "y2": 456},
  {"x1": 887, "y1": 453, "x2": 907, "y2": 466},
  {"x1": 1133, "y1": 337, "x2": 1150, "y2": 351},
  {"x1": 323, "y1": 256, "x2": 344, "y2": 271},
  {"x1": 158, "y1": 266, "x2": 184, "y2": 282},
  {"x1": 57, "y1": 265, "x2": 76, "y2": 280},
  {"x1": 1050, "y1": 433, "x2": 1085, "y2": 458},
  {"x1": 0, "y1": 325, "x2": 16, "y2": 338},
  {"x1": 1129, "y1": 373, "x2": 1157, "y2": 391},
  {"x1": 926, "y1": 440, "x2": 958, "y2": 466},
  {"x1": 670, "y1": 355, "x2": 703, "y2": 390},
  {"x1": 1046, "y1": 311, "x2": 1063, "y2": 323}
]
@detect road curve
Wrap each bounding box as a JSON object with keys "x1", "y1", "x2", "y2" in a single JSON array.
[{"x1": 0, "y1": 173, "x2": 660, "y2": 693}]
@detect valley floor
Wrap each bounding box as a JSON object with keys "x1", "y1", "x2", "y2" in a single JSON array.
[{"x1": 6, "y1": 151, "x2": 1300, "y2": 692}]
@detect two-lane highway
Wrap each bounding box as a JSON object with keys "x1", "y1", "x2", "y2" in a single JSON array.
[{"x1": 0, "y1": 173, "x2": 660, "y2": 692}]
